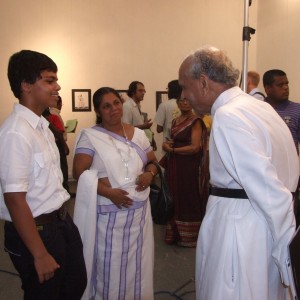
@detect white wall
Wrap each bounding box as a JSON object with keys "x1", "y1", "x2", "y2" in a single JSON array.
[
  {"x1": 1, "y1": 0, "x2": 259, "y2": 176},
  {"x1": 257, "y1": 0, "x2": 300, "y2": 100}
]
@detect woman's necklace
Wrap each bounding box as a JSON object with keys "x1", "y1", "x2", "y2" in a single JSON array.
[
  {"x1": 109, "y1": 123, "x2": 132, "y2": 180},
  {"x1": 177, "y1": 112, "x2": 194, "y2": 124}
]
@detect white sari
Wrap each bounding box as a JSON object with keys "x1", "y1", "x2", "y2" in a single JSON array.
[{"x1": 74, "y1": 126, "x2": 154, "y2": 300}]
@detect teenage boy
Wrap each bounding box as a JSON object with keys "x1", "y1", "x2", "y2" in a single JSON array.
[{"x1": 0, "y1": 50, "x2": 87, "y2": 299}]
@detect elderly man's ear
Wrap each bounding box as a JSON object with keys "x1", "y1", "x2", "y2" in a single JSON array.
[{"x1": 199, "y1": 75, "x2": 209, "y2": 96}]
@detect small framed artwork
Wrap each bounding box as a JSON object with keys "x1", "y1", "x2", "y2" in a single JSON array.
[
  {"x1": 156, "y1": 91, "x2": 168, "y2": 110},
  {"x1": 72, "y1": 89, "x2": 91, "y2": 112}
]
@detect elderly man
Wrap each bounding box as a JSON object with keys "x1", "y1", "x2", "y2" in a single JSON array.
[{"x1": 179, "y1": 46, "x2": 299, "y2": 300}]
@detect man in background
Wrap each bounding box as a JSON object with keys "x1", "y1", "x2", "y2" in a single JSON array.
[
  {"x1": 0, "y1": 50, "x2": 86, "y2": 299},
  {"x1": 247, "y1": 70, "x2": 265, "y2": 100},
  {"x1": 122, "y1": 81, "x2": 156, "y2": 149},
  {"x1": 263, "y1": 69, "x2": 300, "y2": 226},
  {"x1": 154, "y1": 79, "x2": 181, "y2": 142},
  {"x1": 179, "y1": 46, "x2": 298, "y2": 300},
  {"x1": 50, "y1": 95, "x2": 67, "y2": 141},
  {"x1": 49, "y1": 95, "x2": 70, "y2": 193},
  {"x1": 263, "y1": 69, "x2": 300, "y2": 154}
]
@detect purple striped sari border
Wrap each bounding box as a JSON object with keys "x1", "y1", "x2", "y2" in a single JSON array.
[
  {"x1": 103, "y1": 212, "x2": 116, "y2": 299},
  {"x1": 75, "y1": 147, "x2": 95, "y2": 156},
  {"x1": 134, "y1": 202, "x2": 147, "y2": 300},
  {"x1": 119, "y1": 210, "x2": 135, "y2": 299},
  {"x1": 97, "y1": 199, "x2": 147, "y2": 214}
]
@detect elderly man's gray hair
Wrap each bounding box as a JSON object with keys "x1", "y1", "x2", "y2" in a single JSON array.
[{"x1": 188, "y1": 46, "x2": 240, "y2": 87}]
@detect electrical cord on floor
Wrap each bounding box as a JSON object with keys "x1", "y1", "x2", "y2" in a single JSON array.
[
  {"x1": 154, "y1": 291, "x2": 183, "y2": 299},
  {"x1": 178, "y1": 290, "x2": 196, "y2": 298},
  {"x1": 0, "y1": 268, "x2": 19, "y2": 276},
  {"x1": 154, "y1": 277, "x2": 195, "y2": 299}
]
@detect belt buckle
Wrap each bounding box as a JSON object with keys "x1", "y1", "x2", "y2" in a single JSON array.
[{"x1": 58, "y1": 206, "x2": 67, "y2": 221}]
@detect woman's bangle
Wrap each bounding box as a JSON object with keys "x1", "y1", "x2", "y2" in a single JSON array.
[
  {"x1": 145, "y1": 161, "x2": 160, "y2": 175},
  {"x1": 146, "y1": 170, "x2": 155, "y2": 177}
]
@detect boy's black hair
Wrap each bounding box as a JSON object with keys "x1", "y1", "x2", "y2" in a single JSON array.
[{"x1": 8, "y1": 50, "x2": 57, "y2": 99}]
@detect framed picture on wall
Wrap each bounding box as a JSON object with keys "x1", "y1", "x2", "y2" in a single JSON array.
[
  {"x1": 156, "y1": 91, "x2": 168, "y2": 110},
  {"x1": 72, "y1": 89, "x2": 91, "y2": 112}
]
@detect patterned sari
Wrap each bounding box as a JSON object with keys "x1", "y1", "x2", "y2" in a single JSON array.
[
  {"x1": 74, "y1": 126, "x2": 154, "y2": 300},
  {"x1": 162, "y1": 115, "x2": 209, "y2": 247}
]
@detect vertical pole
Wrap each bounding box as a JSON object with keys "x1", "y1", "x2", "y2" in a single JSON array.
[{"x1": 242, "y1": 0, "x2": 250, "y2": 92}]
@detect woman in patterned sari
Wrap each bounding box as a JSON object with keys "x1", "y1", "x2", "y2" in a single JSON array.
[
  {"x1": 161, "y1": 98, "x2": 209, "y2": 247},
  {"x1": 73, "y1": 87, "x2": 158, "y2": 299}
]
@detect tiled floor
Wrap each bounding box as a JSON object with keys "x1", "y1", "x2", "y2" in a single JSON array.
[{"x1": 0, "y1": 186, "x2": 196, "y2": 299}]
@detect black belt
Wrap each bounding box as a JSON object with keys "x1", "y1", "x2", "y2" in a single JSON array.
[
  {"x1": 209, "y1": 186, "x2": 248, "y2": 199},
  {"x1": 34, "y1": 204, "x2": 67, "y2": 226}
]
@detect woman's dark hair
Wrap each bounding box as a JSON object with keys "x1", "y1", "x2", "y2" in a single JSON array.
[
  {"x1": 93, "y1": 87, "x2": 121, "y2": 124},
  {"x1": 42, "y1": 107, "x2": 51, "y2": 118},
  {"x1": 168, "y1": 80, "x2": 182, "y2": 100},
  {"x1": 127, "y1": 81, "x2": 143, "y2": 98},
  {"x1": 57, "y1": 95, "x2": 62, "y2": 105},
  {"x1": 7, "y1": 50, "x2": 57, "y2": 99}
]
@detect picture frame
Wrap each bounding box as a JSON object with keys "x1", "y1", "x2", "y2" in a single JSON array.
[
  {"x1": 72, "y1": 89, "x2": 91, "y2": 112},
  {"x1": 117, "y1": 89, "x2": 128, "y2": 102},
  {"x1": 156, "y1": 91, "x2": 168, "y2": 110}
]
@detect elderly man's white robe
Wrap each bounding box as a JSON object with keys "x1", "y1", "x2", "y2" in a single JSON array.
[{"x1": 196, "y1": 87, "x2": 299, "y2": 300}]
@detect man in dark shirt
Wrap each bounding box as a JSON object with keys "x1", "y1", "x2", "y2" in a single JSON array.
[
  {"x1": 263, "y1": 69, "x2": 300, "y2": 154},
  {"x1": 264, "y1": 69, "x2": 300, "y2": 226}
]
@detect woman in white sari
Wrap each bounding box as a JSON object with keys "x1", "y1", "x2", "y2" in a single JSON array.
[{"x1": 73, "y1": 87, "x2": 158, "y2": 300}]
